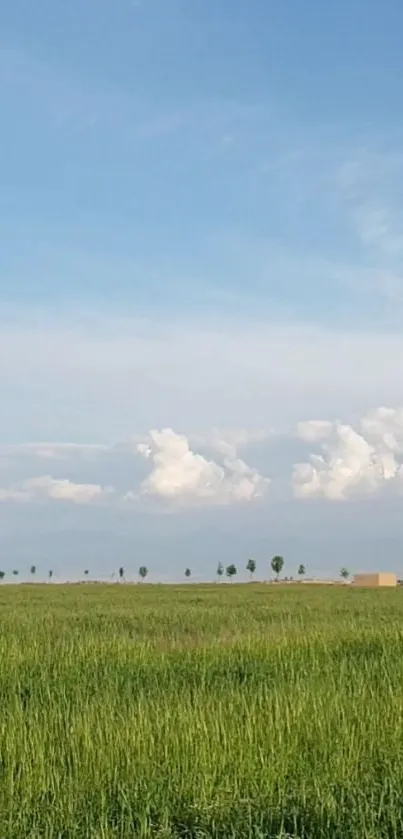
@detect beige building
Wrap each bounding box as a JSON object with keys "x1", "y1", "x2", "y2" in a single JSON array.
[{"x1": 352, "y1": 573, "x2": 397, "y2": 587}]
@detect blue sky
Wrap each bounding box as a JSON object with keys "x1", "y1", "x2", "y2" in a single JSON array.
[{"x1": 1, "y1": 0, "x2": 403, "y2": 580}]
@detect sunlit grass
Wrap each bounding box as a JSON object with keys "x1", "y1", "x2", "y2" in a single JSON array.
[{"x1": 0, "y1": 583, "x2": 403, "y2": 837}]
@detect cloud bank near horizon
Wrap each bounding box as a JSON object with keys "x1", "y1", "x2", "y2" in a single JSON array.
[
  {"x1": 0, "y1": 407, "x2": 402, "y2": 508},
  {"x1": 2, "y1": 308, "x2": 403, "y2": 444}
]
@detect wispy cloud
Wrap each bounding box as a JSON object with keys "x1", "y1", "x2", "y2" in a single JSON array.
[
  {"x1": 0, "y1": 42, "x2": 259, "y2": 145},
  {"x1": 338, "y1": 151, "x2": 403, "y2": 305},
  {"x1": 1, "y1": 308, "x2": 403, "y2": 441},
  {"x1": 0, "y1": 475, "x2": 113, "y2": 505},
  {"x1": 0, "y1": 442, "x2": 110, "y2": 461}
]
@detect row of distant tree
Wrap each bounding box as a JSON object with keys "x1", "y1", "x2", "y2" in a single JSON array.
[
  {"x1": 0, "y1": 565, "x2": 55, "y2": 581},
  {"x1": 215, "y1": 558, "x2": 350, "y2": 581},
  {"x1": 0, "y1": 559, "x2": 351, "y2": 582}
]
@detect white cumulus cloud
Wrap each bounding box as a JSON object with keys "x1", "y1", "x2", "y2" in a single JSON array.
[
  {"x1": 137, "y1": 428, "x2": 269, "y2": 505},
  {"x1": 293, "y1": 406, "x2": 403, "y2": 500},
  {"x1": 360, "y1": 406, "x2": 403, "y2": 452}
]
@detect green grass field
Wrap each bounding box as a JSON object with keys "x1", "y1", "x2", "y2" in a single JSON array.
[{"x1": 1, "y1": 582, "x2": 403, "y2": 838}]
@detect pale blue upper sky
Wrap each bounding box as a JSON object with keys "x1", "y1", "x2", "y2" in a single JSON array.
[
  {"x1": 2, "y1": 1, "x2": 403, "y2": 578},
  {"x1": 2, "y1": 0, "x2": 403, "y2": 320}
]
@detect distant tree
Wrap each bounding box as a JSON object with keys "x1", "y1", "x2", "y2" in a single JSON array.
[
  {"x1": 84, "y1": 569, "x2": 89, "y2": 577},
  {"x1": 226, "y1": 564, "x2": 237, "y2": 581},
  {"x1": 271, "y1": 555, "x2": 284, "y2": 581},
  {"x1": 12, "y1": 570, "x2": 19, "y2": 577},
  {"x1": 340, "y1": 567, "x2": 350, "y2": 581},
  {"x1": 139, "y1": 566, "x2": 148, "y2": 582},
  {"x1": 185, "y1": 568, "x2": 191, "y2": 579},
  {"x1": 30, "y1": 565, "x2": 36, "y2": 576},
  {"x1": 246, "y1": 558, "x2": 257, "y2": 580},
  {"x1": 0, "y1": 571, "x2": 5, "y2": 580},
  {"x1": 216, "y1": 562, "x2": 224, "y2": 582},
  {"x1": 48, "y1": 570, "x2": 53, "y2": 581},
  {"x1": 298, "y1": 564, "x2": 306, "y2": 578},
  {"x1": 118, "y1": 566, "x2": 125, "y2": 582}
]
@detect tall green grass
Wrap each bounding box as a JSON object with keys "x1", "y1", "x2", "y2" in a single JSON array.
[{"x1": 1, "y1": 583, "x2": 403, "y2": 837}]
